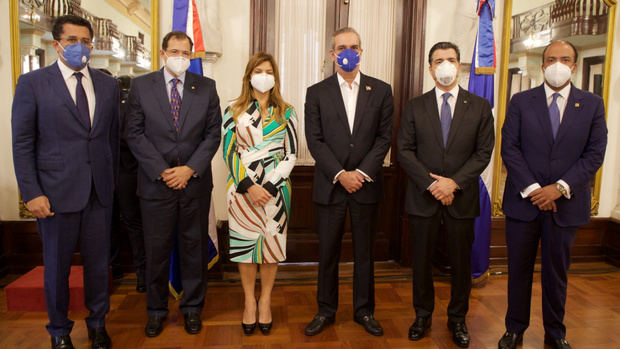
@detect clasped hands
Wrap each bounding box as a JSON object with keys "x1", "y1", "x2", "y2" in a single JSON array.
[
  {"x1": 428, "y1": 173, "x2": 458, "y2": 206},
  {"x1": 337, "y1": 170, "x2": 366, "y2": 194},
  {"x1": 528, "y1": 184, "x2": 562, "y2": 212},
  {"x1": 160, "y1": 165, "x2": 195, "y2": 190},
  {"x1": 247, "y1": 184, "x2": 272, "y2": 206}
]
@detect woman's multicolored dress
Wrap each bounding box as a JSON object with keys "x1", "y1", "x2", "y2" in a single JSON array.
[{"x1": 222, "y1": 101, "x2": 297, "y2": 263}]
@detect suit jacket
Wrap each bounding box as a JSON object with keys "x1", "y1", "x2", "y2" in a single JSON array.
[
  {"x1": 12, "y1": 63, "x2": 119, "y2": 213},
  {"x1": 304, "y1": 73, "x2": 393, "y2": 205},
  {"x1": 501, "y1": 83, "x2": 607, "y2": 227},
  {"x1": 126, "y1": 69, "x2": 221, "y2": 200},
  {"x1": 119, "y1": 88, "x2": 138, "y2": 175},
  {"x1": 397, "y1": 87, "x2": 494, "y2": 219}
]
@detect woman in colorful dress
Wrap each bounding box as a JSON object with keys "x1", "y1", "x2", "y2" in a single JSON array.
[{"x1": 222, "y1": 52, "x2": 297, "y2": 335}]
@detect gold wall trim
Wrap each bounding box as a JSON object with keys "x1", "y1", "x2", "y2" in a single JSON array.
[
  {"x1": 152, "y1": 0, "x2": 159, "y2": 71},
  {"x1": 10, "y1": 0, "x2": 21, "y2": 90}
]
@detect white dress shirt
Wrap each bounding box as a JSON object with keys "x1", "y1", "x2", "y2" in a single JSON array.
[
  {"x1": 333, "y1": 71, "x2": 372, "y2": 183},
  {"x1": 163, "y1": 68, "x2": 186, "y2": 101},
  {"x1": 434, "y1": 84, "x2": 460, "y2": 121},
  {"x1": 520, "y1": 83, "x2": 572, "y2": 199},
  {"x1": 57, "y1": 59, "x2": 95, "y2": 125}
]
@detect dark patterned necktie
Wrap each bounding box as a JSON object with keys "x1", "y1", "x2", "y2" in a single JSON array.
[
  {"x1": 440, "y1": 92, "x2": 452, "y2": 147},
  {"x1": 74, "y1": 72, "x2": 91, "y2": 129},
  {"x1": 170, "y1": 78, "x2": 181, "y2": 132}
]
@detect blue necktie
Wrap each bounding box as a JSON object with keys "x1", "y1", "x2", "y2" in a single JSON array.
[
  {"x1": 170, "y1": 78, "x2": 181, "y2": 132},
  {"x1": 74, "y1": 72, "x2": 90, "y2": 129},
  {"x1": 549, "y1": 92, "x2": 561, "y2": 139},
  {"x1": 440, "y1": 92, "x2": 452, "y2": 147}
]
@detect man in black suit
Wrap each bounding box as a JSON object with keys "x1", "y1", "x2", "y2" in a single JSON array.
[
  {"x1": 126, "y1": 31, "x2": 221, "y2": 337},
  {"x1": 304, "y1": 27, "x2": 393, "y2": 337},
  {"x1": 397, "y1": 42, "x2": 494, "y2": 347}
]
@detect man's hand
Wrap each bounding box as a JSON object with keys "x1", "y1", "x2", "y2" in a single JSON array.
[
  {"x1": 440, "y1": 193, "x2": 455, "y2": 206},
  {"x1": 529, "y1": 185, "x2": 561, "y2": 212},
  {"x1": 26, "y1": 195, "x2": 54, "y2": 218},
  {"x1": 429, "y1": 173, "x2": 459, "y2": 201},
  {"x1": 247, "y1": 185, "x2": 272, "y2": 206},
  {"x1": 161, "y1": 165, "x2": 195, "y2": 190},
  {"x1": 337, "y1": 171, "x2": 364, "y2": 193}
]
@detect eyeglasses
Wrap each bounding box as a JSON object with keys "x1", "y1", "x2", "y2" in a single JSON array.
[{"x1": 60, "y1": 37, "x2": 92, "y2": 46}]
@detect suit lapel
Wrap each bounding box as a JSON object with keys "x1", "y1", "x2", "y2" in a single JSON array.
[
  {"x1": 177, "y1": 72, "x2": 195, "y2": 133},
  {"x1": 423, "y1": 88, "x2": 445, "y2": 148},
  {"x1": 326, "y1": 74, "x2": 351, "y2": 134},
  {"x1": 153, "y1": 69, "x2": 176, "y2": 132},
  {"x1": 532, "y1": 84, "x2": 554, "y2": 147},
  {"x1": 48, "y1": 63, "x2": 90, "y2": 131},
  {"x1": 89, "y1": 67, "x2": 103, "y2": 132},
  {"x1": 351, "y1": 74, "x2": 370, "y2": 136},
  {"x1": 445, "y1": 87, "x2": 471, "y2": 149},
  {"x1": 554, "y1": 84, "x2": 583, "y2": 145}
]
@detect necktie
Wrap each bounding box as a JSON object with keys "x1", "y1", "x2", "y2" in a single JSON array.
[
  {"x1": 440, "y1": 92, "x2": 452, "y2": 147},
  {"x1": 170, "y1": 78, "x2": 181, "y2": 132},
  {"x1": 549, "y1": 92, "x2": 561, "y2": 139},
  {"x1": 74, "y1": 72, "x2": 91, "y2": 129}
]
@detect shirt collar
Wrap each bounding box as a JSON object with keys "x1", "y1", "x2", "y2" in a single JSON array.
[
  {"x1": 337, "y1": 71, "x2": 361, "y2": 88},
  {"x1": 435, "y1": 84, "x2": 460, "y2": 102},
  {"x1": 57, "y1": 58, "x2": 91, "y2": 82},
  {"x1": 163, "y1": 67, "x2": 186, "y2": 86},
  {"x1": 544, "y1": 82, "x2": 571, "y2": 101}
]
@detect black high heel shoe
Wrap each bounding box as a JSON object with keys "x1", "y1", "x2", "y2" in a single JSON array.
[
  {"x1": 258, "y1": 321, "x2": 272, "y2": 335},
  {"x1": 241, "y1": 322, "x2": 257, "y2": 335}
]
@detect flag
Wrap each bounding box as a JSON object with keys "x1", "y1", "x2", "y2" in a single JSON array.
[
  {"x1": 468, "y1": 0, "x2": 495, "y2": 281},
  {"x1": 168, "y1": 0, "x2": 219, "y2": 300}
]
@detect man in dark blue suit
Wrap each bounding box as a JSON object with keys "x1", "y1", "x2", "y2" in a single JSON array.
[
  {"x1": 498, "y1": 41, "x2": 607, "y2": 349},
  {"x1": 126, "y1": 31, "x2": 221, "y2": 338},
  {"x1": 12, "y1": 15, "x2": 119, "y2": 349}
]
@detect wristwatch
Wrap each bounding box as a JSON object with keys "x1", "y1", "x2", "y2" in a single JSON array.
[{"x1": 556, "y1": 183, "x2": 568, "y2": 198}]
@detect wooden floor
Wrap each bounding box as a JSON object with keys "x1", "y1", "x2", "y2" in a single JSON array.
[{"x1": 1, "y1": 262, "x2": 619, "y2": 348}]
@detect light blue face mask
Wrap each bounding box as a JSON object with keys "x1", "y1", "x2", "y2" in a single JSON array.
[
  {"x1": 337, "y1": 48, "x2": 360, "y2": 72},
  {"x1": 59, "y1": 42, "x2": 91, "y2": 70}
]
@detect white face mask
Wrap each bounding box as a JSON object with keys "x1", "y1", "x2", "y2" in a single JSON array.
[
  {"x1": 544, "y1": 62, "x2": 573, "y2": 88},
  {"x1": 250, "y1": 73, "x2": 275, "y2": 93},
  {"x1": 434, "y1": 60, "x2": 458, "y2": 87},
  {"x1": 164, "y1": 54, "x2": 191, "y2": 76}
]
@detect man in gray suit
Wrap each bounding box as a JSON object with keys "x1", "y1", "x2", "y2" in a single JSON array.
[
  {"x1": 397, "y1": 42, "x2": 494, "y2": 347},
  {"x1": 126, "y1": 31, "x2": 221, "y2": 338}
]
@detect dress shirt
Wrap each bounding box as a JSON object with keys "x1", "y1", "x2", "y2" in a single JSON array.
[
  {"x1": 57, "y1": 59, "x2": 95, "y2": 124},
  {"x1": 333, "y1": 71, "x2": 372, "y2": 184},
  {"x1": 163, "y1": 67, "x2": 186, "y2": 101},
  {"x1": 520, "y1": 82, "x2": 572, "y2": 199},
  {"x1": 434, "y1": 84, "x2": 460, "y2": 121}
]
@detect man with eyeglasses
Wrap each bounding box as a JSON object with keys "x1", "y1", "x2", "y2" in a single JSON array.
[
  {"x1": 126, "y1": 31, "x2": 221, "y2": 338},
  {"x1": 12, "y1": 15, "x2": 119, "y2": 349}
]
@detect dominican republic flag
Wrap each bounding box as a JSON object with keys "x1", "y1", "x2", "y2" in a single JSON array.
[
  {"x1": 168, "y1": 0, "x2": 219, "y2": 300},
  {"x1": 468, "y1": 0, "x2": 495, "y2": 281}
]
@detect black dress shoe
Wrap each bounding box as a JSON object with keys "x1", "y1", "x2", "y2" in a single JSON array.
[
  {"x1": 145, "y1": 315, "x2": 165, "y2": 337},
  {"x1": 498, "y1": 331, "x2": 523, "y2": 349},
  {"x1": 183, "y1": 312, "x2": 202, "y2": 334},
  {"x1": 242, "y1": 321, "x2": 257, "y2": 335},
  {"x1": 448, "y1": 321, "x2": 471, "y2": 348},
  {"x1": 51, "y1": 335, "x2": 73, "y2": 349},
  {"x1": 544, "y1": 337, "x2": 572, "y2": 349},
  {"x1": 354, "y1": 314, "x2": 383, "y2": 336},
  {"x1": 136, "y1": 272, "x2": 146, "y2": 293},
  {"x1": 304, "y1": 314, "x2": 335, "y2": 336},
  {"x1": 408, "y1": 316, "x2": 431, "y2": 341},
  {"x1": 258, "y1": 321, "x2": 272, "y2": 335},
  {"x1": 88, "y1": 327, "x2": 111, "y2": 349}
]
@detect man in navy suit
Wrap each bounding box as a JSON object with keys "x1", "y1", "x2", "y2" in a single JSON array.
[
  {"x1": 498, "y1": 41, "x2": 607, "y2": 349},
  {"x1": 12, "y1": 15, "x2": 119, "y2": 349},
  {"x1": 126, "y1": 31, "x2": 221, "y2": 338}
]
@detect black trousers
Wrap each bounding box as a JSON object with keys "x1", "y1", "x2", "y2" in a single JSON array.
[
  {"x1": 410, "y1": 209, "x2": 474, "y2": 323},
  {"x1": 37, "y1": 190, "x2": 111, "y2": 336},
  {"x1": 505, "y1": 214, "x2": 577, "y2": 340},
  {"x1": 116, "y1": 170, "x2": 145, "y2": 275},
  {"x1": 315, "y1": 198, "x2": 378, "y2": 318},
  {"x1": 141, "y1": 191, "x2": 211, "y2": 316}
]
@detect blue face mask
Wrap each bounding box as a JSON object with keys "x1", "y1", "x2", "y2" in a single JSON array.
[
  {"x1": 337, "y1": 48, "x2": 360, "y2": 72},
  {"x1": 59, "y1": 42, "x2": 91, "y2": 70}
]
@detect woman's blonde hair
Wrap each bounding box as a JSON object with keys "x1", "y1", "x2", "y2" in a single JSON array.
[{"x1": 231, "y1": 52, "x2": 290, "y2": 124}]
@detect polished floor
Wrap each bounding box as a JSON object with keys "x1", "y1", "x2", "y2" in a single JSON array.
[{"x1": 1, "y1": 262, "x2": 619, "y2": 348}]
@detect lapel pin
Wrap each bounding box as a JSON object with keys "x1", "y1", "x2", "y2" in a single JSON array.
[
  {"x1": 191, "y1": 85, "x2": 196, "y2": 90},
  {"x1": 574, "y1": 102, "x2": 580, "y2": 107},
  {"x1": 464, "y1": 100, "x2": 468, "y2": 104},
  {"x1": 365, "y1": 85, "x2": 372, "y2": 91}
]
